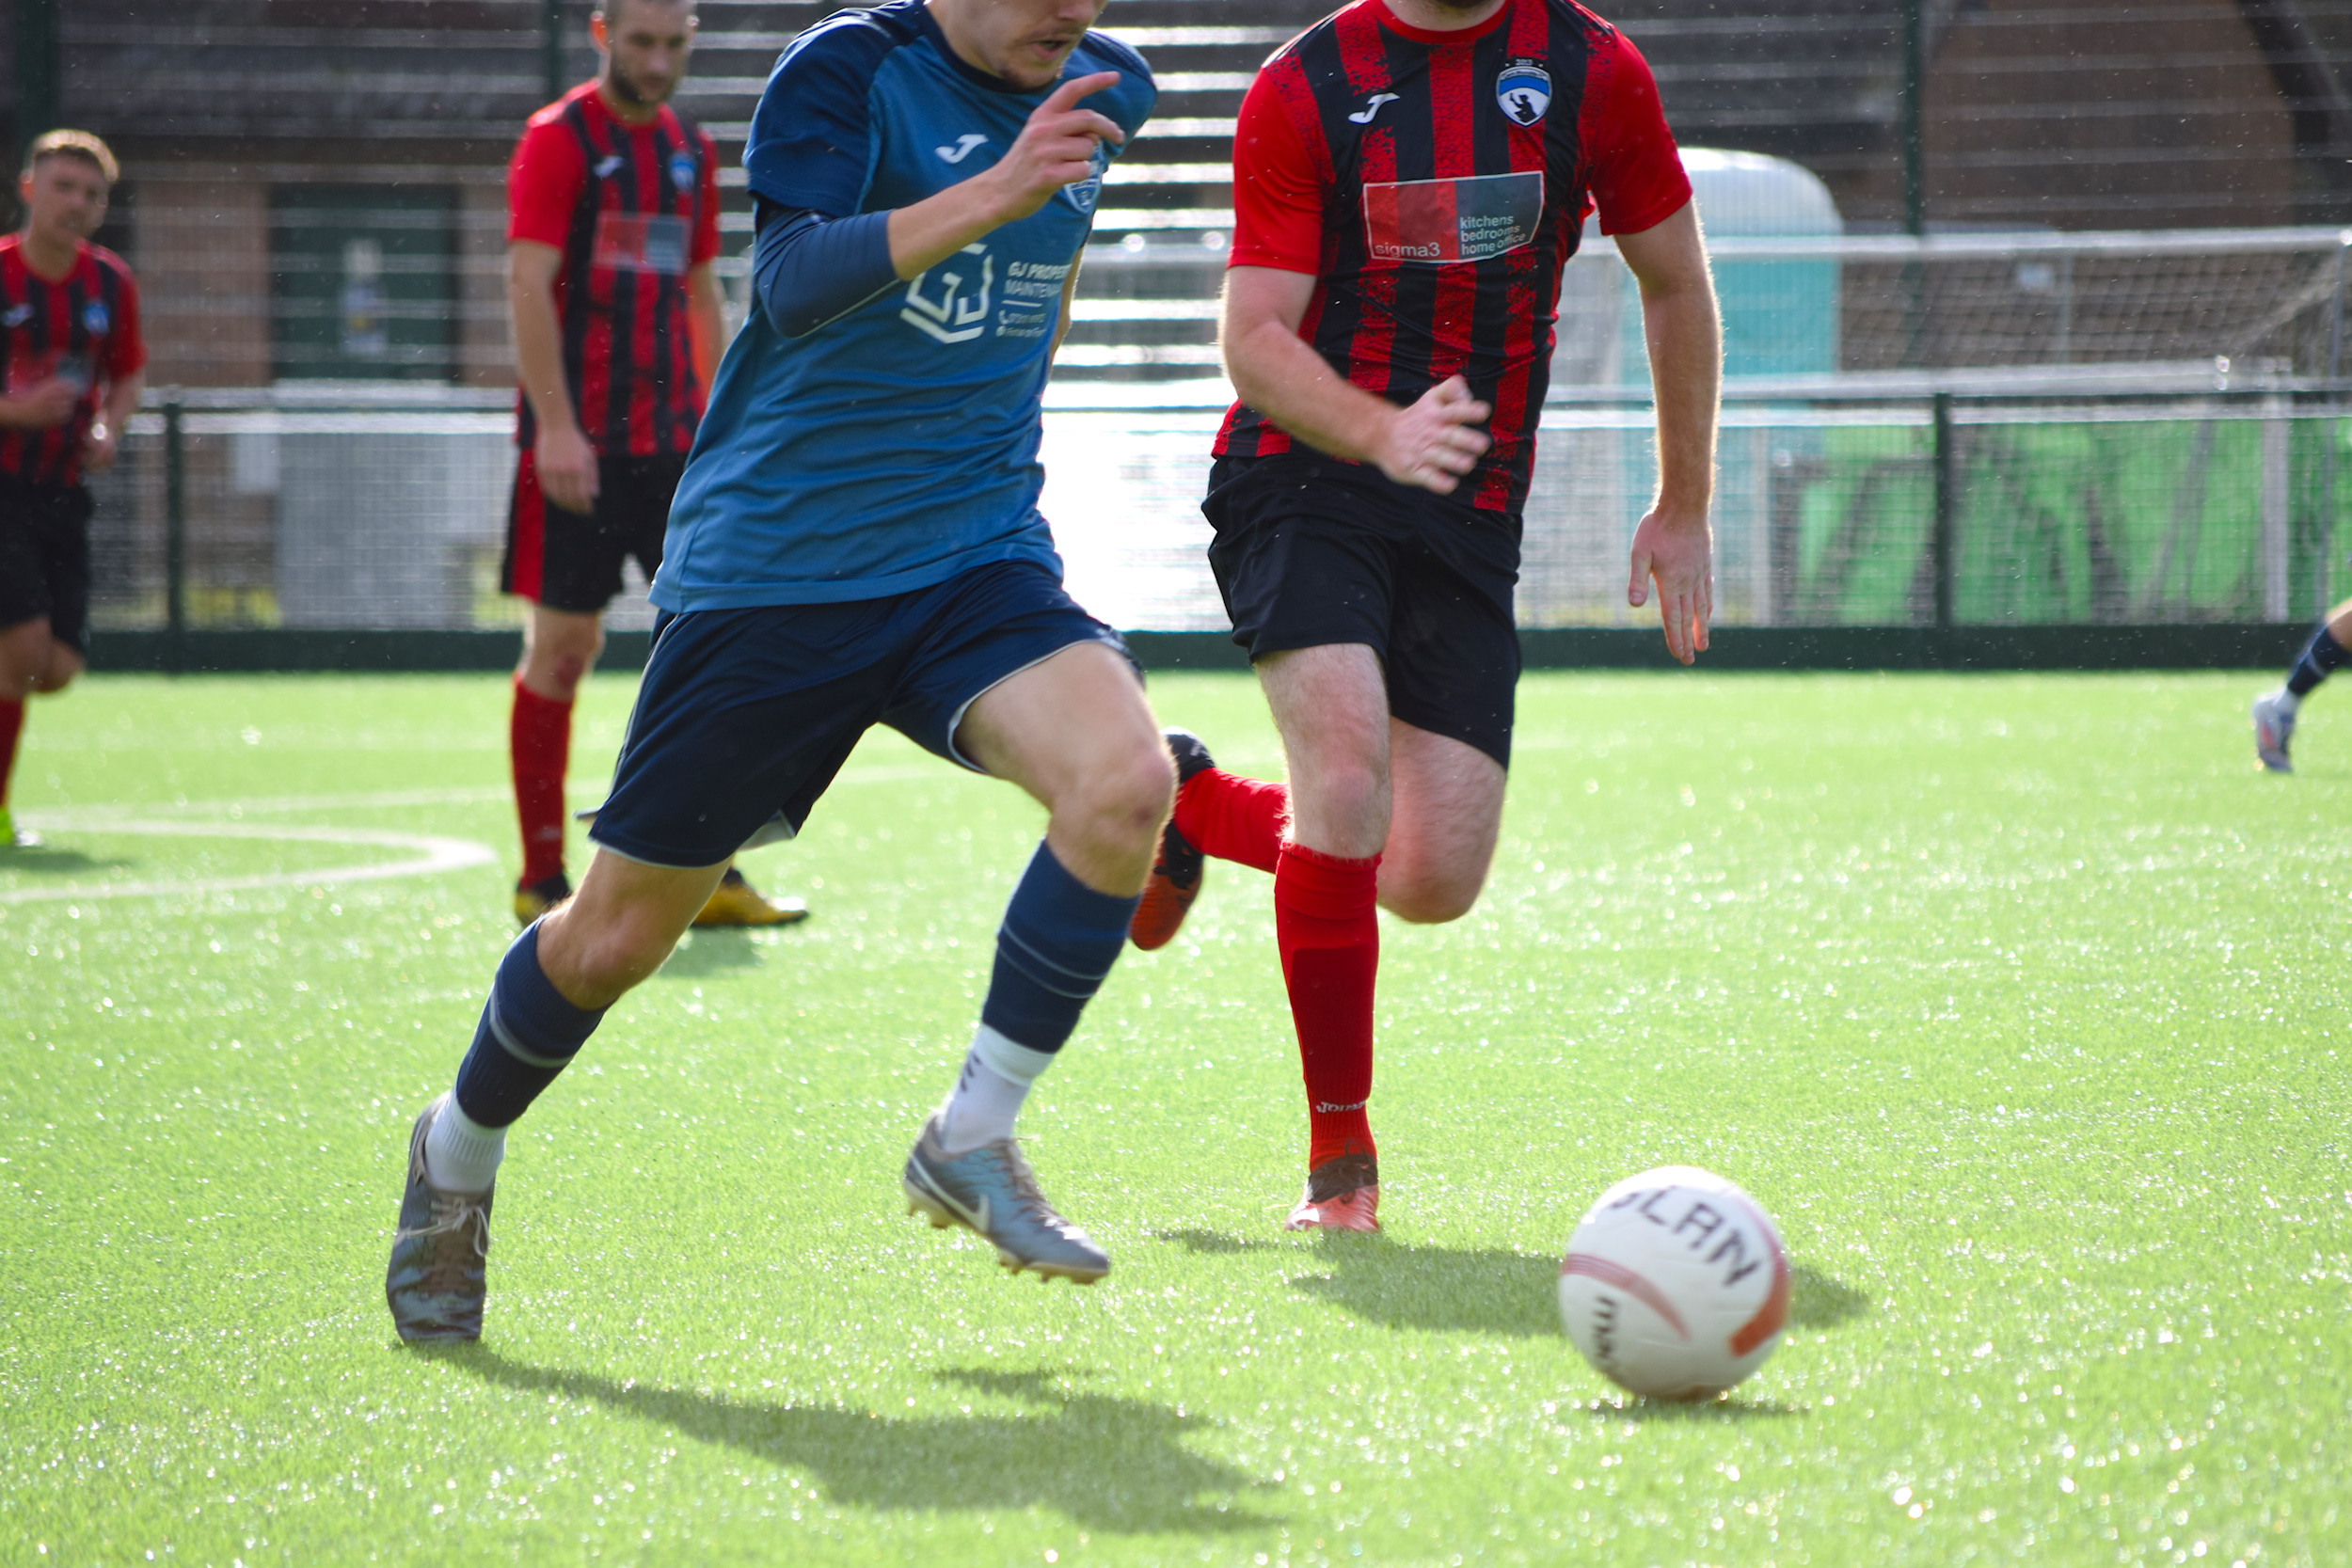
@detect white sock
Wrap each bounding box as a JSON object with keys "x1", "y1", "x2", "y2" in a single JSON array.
[
  {"x1": 423, "y1": 1095, "x2": 505, "y2": 1195},
  {"x1": 938, "y1": 1025, "x2": 1056, "y2": 1155},
  {"x1": 2274, "y1": 686, "x2": 2302, "y2": 716}
]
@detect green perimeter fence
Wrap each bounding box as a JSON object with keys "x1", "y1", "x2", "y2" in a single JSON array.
[{"x1": 79, "y1": 373, "x2": 2349, "y2": 673}]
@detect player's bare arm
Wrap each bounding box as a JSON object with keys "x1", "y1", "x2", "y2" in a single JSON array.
[
  {"x1": 885, "y1": 71, "x2": 1125, "y2": 279},
  {"x1": 686, "y1": 261, "x2": 726, "y2": 395},
  {"x1": 1615, "y1": 201, "x2": 1720, "y2": 665},
  {"x1": 1220, "y1": 266, "x2": 1492, "y2": 495},
  {"x1": 80, "y1": 370, "x2": 143, "y2": 474},
  {"x1": 508, "y1": 239, "x2": 599, "y2": 514},
  {"x1": 0, "y1": 377, "x2": 80, "y2": 430}
]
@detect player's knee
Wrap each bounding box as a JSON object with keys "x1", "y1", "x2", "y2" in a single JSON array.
[
  {"x1": 1077, "y1": 741, "x2": 1177, "y2": 853},
  {"x1": 545, "y1": 656, "x2": 592, "y2": 697},
  {"x1": 31, "y1": 645, "x2": 81, "y2": 694},
  {"x1": 1380, "y1": 863, "x2": 1486, "y2": 926}
]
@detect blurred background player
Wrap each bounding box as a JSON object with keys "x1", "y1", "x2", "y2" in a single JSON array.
[
  {"x1": 1135, "y1": 0, "x2": 1718, "y2": 1230},
  {"x1": 0, "y1": 131, "x2": 142, "y2": 852},
  {"x1": 389, "y1": 0, "x2": 1164, "y2": 1341},
  {"x1": 2250, "y1": 601, "x2": 2352, "y2": 771},
  {"x1": 502, "y1": 0, "x2": 803, "y2": 927}
]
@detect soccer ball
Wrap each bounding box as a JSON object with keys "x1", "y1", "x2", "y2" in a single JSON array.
[{"x1": 1557, "y1": 1164, "x2": 1790, "y2": 1401}]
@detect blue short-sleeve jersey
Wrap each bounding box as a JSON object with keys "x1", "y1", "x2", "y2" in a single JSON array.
[{"x1": 652, "y1": 1, "x2": 1154, "y2": 610}]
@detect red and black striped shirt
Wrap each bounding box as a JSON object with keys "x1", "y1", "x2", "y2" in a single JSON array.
[
  {"x1": 0, "y1": 234, "x2": 145, "y2": 488},
  {"x1": 1216, "y1": 0, "x2": 1691, "y2": 512},
  {"x1": 508, "y1": 82, "x2": 722, "y2": 455}
]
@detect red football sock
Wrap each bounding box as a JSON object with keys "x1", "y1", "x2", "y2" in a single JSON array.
[
  {"x1": 0, "y1": 699, "x2": 24, "y2": 812},
  {"x1": 510, "y1": 679, "x2": 572, "y2": 887},
  {"x1": 1275, "y1": 842, "x2": 1380, "y2": 1170},
  {"x1": 1172, "y1": 768, "x2": 1287, "y2": 875}
]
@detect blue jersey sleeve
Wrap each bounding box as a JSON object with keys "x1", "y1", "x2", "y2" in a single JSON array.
[
  {"x1": 743, "y1": 12, "x2": 903, "y2": 216},
  {"x1": 1076, "y1": 31, "x2": 1157, "y2": 151},
  {"x1": 752, "y1": 197, "x2": 898, "y2": 340}
]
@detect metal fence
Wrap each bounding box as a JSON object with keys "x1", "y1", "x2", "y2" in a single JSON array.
[{"x1": 87, "y1": 370, "x2": 2348, "y2": 639}]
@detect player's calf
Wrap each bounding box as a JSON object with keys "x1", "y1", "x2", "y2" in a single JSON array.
[{"x1": 535, "y1": 853, "x2": 726, "y2": 1007}]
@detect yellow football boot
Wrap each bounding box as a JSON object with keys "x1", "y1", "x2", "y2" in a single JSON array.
[
  {"x1": 692, "y1": 866, "x2": 809, "y2": 927},
  {"x1": 514, "y1": 871, "x2": 572, "y2": 927}
]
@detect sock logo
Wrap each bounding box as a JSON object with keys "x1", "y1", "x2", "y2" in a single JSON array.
[{"x1": 1312, "y1": 1099, "x2": 1369, "y2": 1114}]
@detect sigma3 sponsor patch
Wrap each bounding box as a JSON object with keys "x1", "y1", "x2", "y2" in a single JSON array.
[
  {"x1": 1362, "y1": 170, "x2": 1545, "y2": 264},
  {"x1": 591, "y1": 212, "x2": 690, "y2": 276}
]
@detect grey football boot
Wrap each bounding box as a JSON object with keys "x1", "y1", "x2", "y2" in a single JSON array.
[
  {"x1": 902, "y1": 1112, "x2": 1109, "y2": 1283},
  {"x1": 386, "y1": 1094, "x2": 496, "y2": 1341},
  {"x1": 2251, "y1": 689, "x2": 2296, "y2": 773}
]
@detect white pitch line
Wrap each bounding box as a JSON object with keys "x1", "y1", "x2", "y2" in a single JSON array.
[
  {"x1": 0, "y1": 820, "x2": 497, "y2": 905},
  {"x1": 40, "y1": 764, "x2": 947, "y2": 824}
]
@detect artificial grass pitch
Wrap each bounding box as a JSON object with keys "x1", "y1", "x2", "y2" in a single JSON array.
[{"x1": 1, "y1": 670, "x2": 2345, "y2": 1566}]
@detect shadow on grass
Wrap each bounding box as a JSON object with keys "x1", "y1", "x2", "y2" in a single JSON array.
[
  {"x1": 426, "y1": 1348, "x2": 1274, "y2": 1535},
  {"x1": 1155, "y1": 1231, "x2": 1872, "y2": 1341},
  {"x1": 1580, "y1": 1392, "x2": 1811, "y2": 1422},
  {"x1": 1158, "y1": 1228, "x2": 1558, "y2": 1337},
  {"x1": 0, "y1": 847, "x2": 129, "y2": 875},
  {"x1": 1789, "y1": 1264, "x2": 1872, "y2": 1329},
  {"x1": 655, "y1": 928, "x2": 765, "y2": 977}
]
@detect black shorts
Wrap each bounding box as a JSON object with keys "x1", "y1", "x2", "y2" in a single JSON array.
[
  {"x1": 594, "y1": 562, "x2": 1133, "y2": 868},
  {"x1": 1202, "y1": 452, "x2": 1523, "y2": 768},
  {"x1": 0, "y1": 479, "x2": 94, "y2": 654},
  {"x1": 501, "y1": 451, "x2": 686, "y2": 614}
]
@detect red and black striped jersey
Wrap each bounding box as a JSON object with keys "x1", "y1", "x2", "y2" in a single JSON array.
[
  {"x1": 1216, "y1": 0, "x2": 1691, "y2": 512},
  {"x1": 508, "y1": 82, "x2": 723, "y2": 456},
  {"x1": 0, "y1": 234, "x2": 145, "y2": 488}
]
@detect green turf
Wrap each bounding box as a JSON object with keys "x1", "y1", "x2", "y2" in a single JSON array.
[{"x1": 3, "y1": 671, "x2": 2346, "y2": 1566}]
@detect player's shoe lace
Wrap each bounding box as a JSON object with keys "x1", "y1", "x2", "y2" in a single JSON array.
[
  {"x1": 902, "y1": 1113, "x2": 1109, "y2": 1282},
  {"x1": 386, "y1": 1095, "x2": 496, "y2": 1341},
  {"x1": 1130, "y1": 728, "x2": 1216, "y2": 950},
  {"x1": 2251, "y1": 690, "x2": 2296, "y2": 773}
]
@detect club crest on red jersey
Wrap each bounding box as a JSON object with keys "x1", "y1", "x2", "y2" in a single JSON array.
[{"x1": 1498, "y1": 60, "x2": 1550, "y2": 126}]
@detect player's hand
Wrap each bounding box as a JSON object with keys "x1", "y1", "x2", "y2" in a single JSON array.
[
  {"x1": 1627, "y1": 504, "x2": 1712, "y2": 665},
  {"x1": 536, "y1": 422, "x2": 600, "y2": 515},
  {"x1": 80, "y1": 419, "x2": 120, "y2": 473},
  {"x1": 1375, "y1": 375, "x2": 1490, "y2": 494},
  {"x1": 984, "y1": 71, "x2": 1126, "y2": 223},
  {"x1": 0, "y1": 377, "x2": 81, "y2": 431}
]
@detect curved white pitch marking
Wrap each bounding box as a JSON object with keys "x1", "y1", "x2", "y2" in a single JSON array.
[{"x1": 0, "y1": 820, "x2": 497, "y2": 905}]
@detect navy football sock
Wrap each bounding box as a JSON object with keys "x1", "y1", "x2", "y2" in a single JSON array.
[
  {"x1": 2287, "y1": 624, "x2": 2351, "y2": 698},
  {"x1": 979, "y1": 841, "x2": 1139, "y2": 1055},
  {"x1": 451, "y1": 922, "x2": 607, "y2": 1129}
]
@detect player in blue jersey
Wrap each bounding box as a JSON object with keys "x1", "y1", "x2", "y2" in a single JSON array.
[{"x1": 388, "y1": 0, "x2": 1168, "y2": 1340}]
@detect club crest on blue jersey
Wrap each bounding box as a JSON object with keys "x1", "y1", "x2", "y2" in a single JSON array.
[
  {"x1": 669, "y1": 150, "x2": 696, "y2": 192},
  {"x1": 82, "y1": 300, "x2": 110, "y2": 336},
  {"x1": 1061, "y1": 140, "x2": 1110, "y2": 214},
  {"x1": 1498, "y1": 61, "x2": 1550, "y2": 126}
]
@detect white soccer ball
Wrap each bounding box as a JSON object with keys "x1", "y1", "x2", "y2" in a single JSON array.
[{"x1": 1557, "y1": 1164, "x2": 1790, "y2": 1401}]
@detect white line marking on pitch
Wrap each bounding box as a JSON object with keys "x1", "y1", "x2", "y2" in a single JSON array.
[
  {"x1": 0, "y1": 819, "x2": 497, "y2": 905},
  {"x1": 39, "y1": 765, "x2": 945, "y2": 824}
]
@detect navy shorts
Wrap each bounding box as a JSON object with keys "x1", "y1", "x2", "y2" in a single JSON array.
[
  {"x1": 590, "y1": 560, "x2": 1134, "y2": 868},
  {"x1": 1202, "y1": 452, "x2": 1522, "y2": 768}
]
